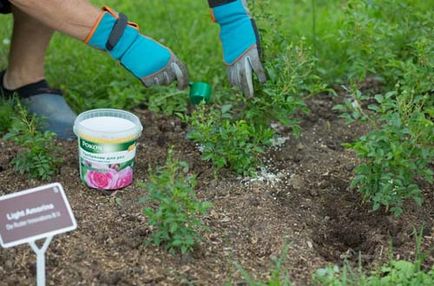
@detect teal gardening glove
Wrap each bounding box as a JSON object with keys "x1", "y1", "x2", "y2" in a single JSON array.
[
  {"x1": 85, "y1": 6, "x2": 189, "y2": 89},
  {"x1": 209, "y1": 0, "x2": 267, "y2": 97}
]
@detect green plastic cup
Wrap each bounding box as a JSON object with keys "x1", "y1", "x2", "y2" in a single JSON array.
[{"x1": 189, "y1": 82, "x2": 212, "y2": 104}]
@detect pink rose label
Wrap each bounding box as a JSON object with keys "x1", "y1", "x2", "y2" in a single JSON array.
[
  {"x1": 85, "y1": 167, "x2": 134, "y2": 190},
  {"x1": 113, "y1": 167, "x2": 134, "y2": 189},
  {"x1": 86, "y1": 169, "x2": 118, "y2": 190}
]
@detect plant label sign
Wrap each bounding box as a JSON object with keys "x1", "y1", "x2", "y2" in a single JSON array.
[{"x1": 0, "y1": 183, "x2": 77, "y2": 248}]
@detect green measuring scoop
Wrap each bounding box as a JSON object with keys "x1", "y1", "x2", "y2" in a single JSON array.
[{"x1": 189, "y1": 82, "x2": 212, "y2": 104}]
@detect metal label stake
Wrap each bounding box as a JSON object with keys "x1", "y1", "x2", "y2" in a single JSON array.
[{"x1": 29, "y1": 236, "x2": 53, "y2": 286}]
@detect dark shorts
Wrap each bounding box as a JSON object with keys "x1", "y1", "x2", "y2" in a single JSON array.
[{"x1": 0, "y1": 0, "x2": 11, "y2": 14}]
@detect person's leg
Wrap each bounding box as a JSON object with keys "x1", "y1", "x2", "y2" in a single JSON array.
[
  {"x1": 1, "y1": 3, "x2": 80, "y2": 140},
  {"x1": 5, "y1": 0, "x2": 100, "y2": 89},
  {"x1": 3, "y1": 6, "x2": 53, "y2": 90},
  {"x1": 9, "y1": 0, "x2": 100, "y2": 41}
]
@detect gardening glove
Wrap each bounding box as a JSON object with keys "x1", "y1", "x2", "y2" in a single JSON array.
[
  {"x1": 208, "y1": 0, "x2": 267, "y2": 97},
  {"x1": 85, "y1": 6, "x2": 189, "y2": 89}
]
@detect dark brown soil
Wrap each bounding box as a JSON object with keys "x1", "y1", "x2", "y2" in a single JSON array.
[{"x1": 0, "y1": 93, "x2": 433, "y2": 286}]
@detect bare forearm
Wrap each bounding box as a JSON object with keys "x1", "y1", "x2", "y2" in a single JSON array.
[{"x1": 9, "y1": 0, "x2": 100, "y2": 40}]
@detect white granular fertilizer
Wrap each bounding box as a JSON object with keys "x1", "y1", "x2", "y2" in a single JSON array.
[
  {"x1": 243, "y1": 167, "x2": 286, "y2": 186},
  {"x1": 270, "y1": 136, "x2": 290, "y2": 147},
  {"x1": 80, "y1": 117, "x2": 135, "y2": 132}
]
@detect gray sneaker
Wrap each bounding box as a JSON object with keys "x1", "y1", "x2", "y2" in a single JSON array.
[{"x1": 0, "y1": 71, "x2": 77, "y2": 141}]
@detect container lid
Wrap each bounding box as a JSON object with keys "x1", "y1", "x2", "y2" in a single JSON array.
[{"x1": 73, "y1": 109, "x2": 143, "y2": 143}]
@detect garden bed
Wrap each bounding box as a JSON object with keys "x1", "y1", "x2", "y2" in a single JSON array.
[{"x1": 1, "y1": 94, "x2": 432, "y2": 285}]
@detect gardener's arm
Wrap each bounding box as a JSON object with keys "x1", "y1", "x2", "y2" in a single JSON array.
[
  {"x1": 9, "y1": 0, "x2": 189, "y2": 89},
  {"x1": 208, "y1": 0, "x2": 267, "y2": 97}
]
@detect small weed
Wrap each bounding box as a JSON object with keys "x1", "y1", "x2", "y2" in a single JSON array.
[
  {"x1": 3, "y1": 102, "x2": 62, "y2": 180},
  {"x1": 139, "y1": 148, "x2": 211, "y2": 254}
]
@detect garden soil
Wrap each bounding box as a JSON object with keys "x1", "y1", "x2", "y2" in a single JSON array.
[{"x1": 0, "y1": 93, "x2": 433, "y2": 285}]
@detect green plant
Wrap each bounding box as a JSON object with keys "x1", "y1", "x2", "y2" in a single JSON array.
[
  {"x1": 330, "y1": 0, "x2": 434, "y2": 217},
  {"x1": 3, "y1": 102, "x2": 62, "y2": 180},
  {"x1": 314, "y1": 264, "x2": 363, "y2": 286},
  {"x1": 184, "y1": 42, "x2": 326, "y2": 176},
  {"x1": 337, "y1": 0, "x2": 434, "y2": 83},
  {"x1": 0, "y1": 97, "x2": 15, "y2": 134},
  {"x1": 248, "y1": 1, "x2": 327, "y2": 130},
  {"x1": 139, "y1": 148, "x2": 211, "y2": 254},
  {"x1": 235, "y1": 243, "x2": 292, "y2": 286},
  {"x1": 146, "y1": 87, "x2": 189, "y2": 115},
  {"x1": 336, "y1": 86, "x2": 433, "y2": 216},
  {"x1": 241, "y1": 40, "x2": 319, "y2": 135},
  {"x1": 316, "y1": 262, "x2": 434, "y2": 286},
  {"x1": 183, "y1": 37, "x2": 327, "y2": 176},
  {"x1": 313, "y1": 229, "x2": 434, "y2": 285},
  {"x1": 184, "y1": 103, "x2": 274, "y2": 176}
]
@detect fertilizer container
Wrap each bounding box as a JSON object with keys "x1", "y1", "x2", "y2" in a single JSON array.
[{"x1": 73, "y1": 109, "x2": 143, "y2": 191}]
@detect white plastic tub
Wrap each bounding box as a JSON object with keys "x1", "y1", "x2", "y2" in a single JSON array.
[{"x1": 73, "y1": 109, "x2": 143, "y2": 191}]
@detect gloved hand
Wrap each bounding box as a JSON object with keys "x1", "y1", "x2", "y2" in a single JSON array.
[
  {"x1": 85, "y1": 6, "x2": 188, "y2": 89},
  {"x1": 209, "y1": 0, "x2": 267, "y2": 97}
]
